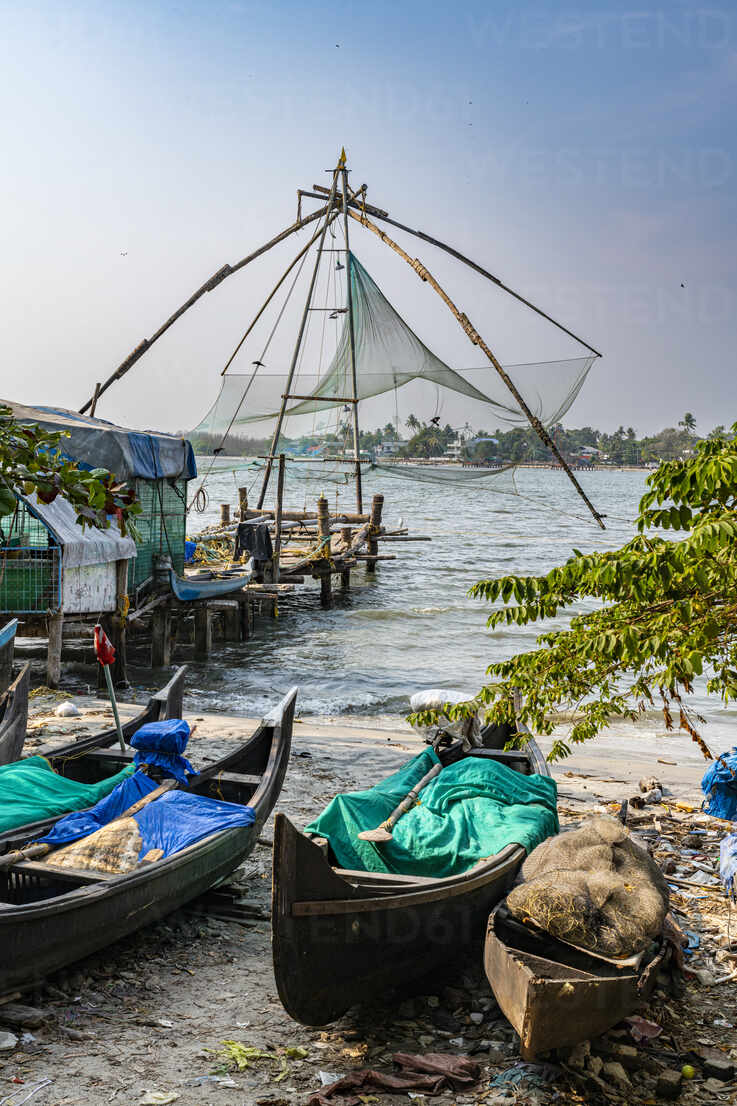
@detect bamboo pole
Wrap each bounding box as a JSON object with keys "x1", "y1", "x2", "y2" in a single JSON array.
[
  {"x1": 341, "y1": 159, "x2": 363, "y2": 514},
  {"x1": 257, "y1": 165, "x2": 342, "y2": 509},
  {"x1": 347, "y1": 209, "x2": 605, "y2": 529},
  {"x1": 311, "y1": 184, "x2": 601, "y2": 358},
  {"x1": 78, "y1": 205, "x2": 332, "y2": 414}
]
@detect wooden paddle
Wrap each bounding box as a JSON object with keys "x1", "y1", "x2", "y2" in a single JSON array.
[
  {"x1": 357, "y1": 762, "x2": 442, "y2": 842},
  {"x1": 0, "y1": 779, "x2": 178, "y2": 871}
]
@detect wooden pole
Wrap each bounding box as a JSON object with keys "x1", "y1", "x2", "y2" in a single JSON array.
[
  {"x1": 366, "y1": 493, "x2": 384, "y2": 573},
  {"x1": 341, "y1": 159, "x2": 363, "y2": 514},
  {"x1": 272, "y1": 453, "x2": 286, "y2": 584},
  {"x1": 220, "y1": 503, "x2": 231, "y2": 526},
  {"x1": 317, "y1": 495, "x2": 332, "y2": 607},
  {"x1": 257, "y1": 168, "x2": 342, "y2": 509},
  {"x1": 47, "y1": 610, "x2": 63, "y2": 689},
  {"x1": 89, "y1": 382, "x2": 102, "y2": 417},
  {"x1": 111, "y1": 559, "x2": 129, "y2": 687},
  {"x1": 238, "y1": 487, "x2": 248, "y2": 518},
  {"x1": 194, "y1": 605, "x2": 212, "y2": 657},
  {"x1": 151, "y1": 604, "x2": 172, "y2": 668},
  {"x1": 348, "y1": 209, "x2": 605, "y2": 530},
  {"x1": 78, "y1": 205, "x2": 333, "y2": 414}
]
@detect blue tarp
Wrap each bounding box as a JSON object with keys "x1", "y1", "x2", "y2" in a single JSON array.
[
  {"x1": 721, "y1": 834, "x2": 737, "y2": 899},
  {"x1": 184, "y1": 540, "x2": 197, "y2": 563},
  {"x1": 701, "y1": 749, "x2": 737, "y2": 821},
  {"x1": 3, "y1": 400, "x2": 197, "y2": 482},
  {"x1": 130, "y1": 719, "x2": 194, "y2": 784},
  {"x1": 37, "y1": 772, "x2": 256, "y2": 861},
  {"x1": 37, "y1": 770, "x2": 158, "y2": 847}
]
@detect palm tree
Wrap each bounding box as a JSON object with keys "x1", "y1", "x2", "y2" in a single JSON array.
[
  {"x1": 405, "y1": 414, "x2": 420, "y2": 434},
  {"x1": 679, "y1": 413, "x2": 697, "y2": 433}
]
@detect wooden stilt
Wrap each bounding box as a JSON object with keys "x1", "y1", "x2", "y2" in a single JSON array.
[
  {"x1": 317, "y1": 495, "x2": 332, "y2": 608},
  {"x1": 220, "y1": 503, "x2": 231, "y2": 526},
  {"x1": 239, "y1": 596, "x2": 252, "y2": 641},
  {"x1": 221, "y1": 603, "x2": 240, "y2": 641},
  {"x1": 272, "y1": 454, "x2": 286, "y2": 584},
  {"x1": 47, "y1": 610, "x2": 63, "y2": 689},
  {"x1": 366, "y1": 493, "x2": 384, "y2": 573},
  {"x1": 151, "y1": 604, "x2": 172, "y2": 668},
  {"x1": 194, "y1": 605, "x2": 212, "y2": 657},
  {"x1": 238, "y1": 487, "x2": 248, "y2": 518},
  {"x1": 111, "y1": 559, "x2": 129, "y2": 687}
]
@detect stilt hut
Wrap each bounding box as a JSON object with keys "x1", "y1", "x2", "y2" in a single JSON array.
[{"x1": 0, "y1": 401, "x2": 196, "y2": 684}]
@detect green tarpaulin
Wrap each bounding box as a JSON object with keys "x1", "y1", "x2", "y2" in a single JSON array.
[
  {"x1": 0, "y1": 756, "x2": 136, "y2": 836},
  {"x1": 305, "y1": 748, "x2": 559, "y2": 878}
]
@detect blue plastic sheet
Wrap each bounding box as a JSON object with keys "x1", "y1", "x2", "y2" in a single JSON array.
[
  {"x1": 130, "y1": 719, "x2": 194, "y2": 784},
  {"x1": 184, "y1": 540, "x2": 196, "y2": 563},
  {"x1": 701, "y1": 749, "x2": 737, "y2": 821},
  {"x1": 38, "y1": 773, "x2": 255, "y2": 861},
  {"x1": 721, "y1": 834, "x2": 737, "y2": 899},
  {"x1": 37, "y1": 771, "x2": 158, "y2": 847},
  {"x1": 131, "y1": 791, "x2": 255, "y2": 859}
]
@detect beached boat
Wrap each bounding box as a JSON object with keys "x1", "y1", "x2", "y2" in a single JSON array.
[
  {"x1": 0, "y1": 686, "x2": 296, "y2": 994},
  {"x1": 272, "y1": 732, "x2": 551, "y2": 1025},
  {"x1": 0, "y1": 662, "x2": 30, "y2": 766},
  {"x1": 484, "y1": 904, "x2": 666, "y2": 1058}
]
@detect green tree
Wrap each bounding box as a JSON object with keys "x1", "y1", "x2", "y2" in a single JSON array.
[
  {"x1": 405, "y1": 414, "x2": 421, "y2": 434},
  {"x1": 411, "y1": 428, "x2": 737, "y2": 760},
  {"x1": 679, "y1": 412, "x2": 697, "y2": 433},
  {"x1": 0, "y1": 407, "x2": 140, "y2": 536}
]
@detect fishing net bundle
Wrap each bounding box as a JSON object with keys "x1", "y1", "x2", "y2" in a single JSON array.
[
  {"x1": 194, "y1": 253, "x2": 595, "y2": 494},
  {"x1": 506, "y1": 816, "x2": 669, "y2": 958},
  {"x1": 45, "y1": 817, "x2": 148, "y2": 875}
]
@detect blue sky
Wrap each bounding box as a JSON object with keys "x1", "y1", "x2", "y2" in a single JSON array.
[{"x1": 0, "y1": 0, "x2": 735, "y2": 435}]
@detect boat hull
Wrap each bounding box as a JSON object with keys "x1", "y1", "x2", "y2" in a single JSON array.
[
  {"x1": 484, "y1": 906, "x2": 663, "y2": 1058},
  {"x1": 0, "y1": 663, "x2": 29, "y2": 766},
  {"x1": 272, "y1": 738, "x2": 550, "y2": 1026},
  {"x1": 0, "y1": 686, "x2": 296, "y2": 994}
]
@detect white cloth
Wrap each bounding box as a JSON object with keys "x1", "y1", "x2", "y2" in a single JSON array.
[{"x1": 25, "y1": 493, "x2": 136, "y2": 568}]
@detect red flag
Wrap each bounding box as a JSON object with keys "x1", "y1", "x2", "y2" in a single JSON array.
[{"x1": 94, "y1": 624, "x2": 116, "y2": 666}]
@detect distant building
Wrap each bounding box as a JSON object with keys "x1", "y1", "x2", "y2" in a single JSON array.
[{"x1": 376, "y1": 441, "x2": 402, "y2": 456}]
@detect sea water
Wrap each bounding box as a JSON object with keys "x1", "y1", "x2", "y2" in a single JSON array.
[{"x1": 154, "y1": 461, "x2": 735, "y2": 757}]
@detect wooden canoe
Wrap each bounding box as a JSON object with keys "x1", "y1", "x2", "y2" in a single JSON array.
[
  {"x1": 484, "y1": 904, "x2": 665, "y2": 1058},
  {"x1": 169, "y1": 567, "x2": 252, "y2": 601},
  {"x1": 0, "y1": 686, "x2": 296, "y2": 995},
  {"x1": 0, "y1": 662, "x2": 30, "y2": 766},
  {"x1": 272, "y1": 735, "x2": 550, "y2": 1026}
]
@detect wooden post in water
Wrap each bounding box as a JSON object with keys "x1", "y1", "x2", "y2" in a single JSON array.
[
  {"x1": 272, "y1": 454, "x2": 286, "y2": 584},
  {"x1": 111, "y1": 559, "x2": 129, "y2": 687},
  {"x1": 366, "y1": 493, "x2": 384, "y2": 573},
  {"x1": 47, "y1": 610, "x2": 64, "y2": 689},
  {"x1": 194, "y1": 605, "x2": 212, "y2": 657},
  {"x1": 151, "y1": 604, "x2": 172, "y2": 668},
  {"x1": 340, "y1": 525, "x2": 352, "y2": 589},
  {"x1": 238, "y1": 486, "x2": 248, "y2": 518},
  {"x1": 317, "y1": 495, "x2": 332, "y2": 607},
  {"x1": 220, "y1": 503, "x2": 231, "y2": 526}
]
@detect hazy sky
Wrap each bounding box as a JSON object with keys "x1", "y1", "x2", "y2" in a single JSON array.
[{"x1": 1, "y1": 0, "x2": 735, "y2": 437}]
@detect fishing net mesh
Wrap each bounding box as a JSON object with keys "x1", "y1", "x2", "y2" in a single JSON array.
[
  {"x1": 194, "y1": 253, "x2": 595, "y2": 450},
  {"x1": 506, "y1": 817, "x2": 669, "y2": 958}
]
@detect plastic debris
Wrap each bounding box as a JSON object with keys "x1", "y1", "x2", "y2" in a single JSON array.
[
  {"x1": 625, "y1": 1015, "x2": 662, "y2": 1042},
  {"x1": 55, "y1": 701, "x2": 81, "y2": 717},
  {"x1": 140, "y1": 1094, "x2": 179, "y2": 1105},
  {"x1": 490, "y1": 1062, "x2": 560, "y2": 1087},
  {"x1": 0, "y1": 1032, "x2": 18, "y2": 1051},
  {"x1": 0, "y1": 1078, "x2": 53, "y2": 1106}
]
